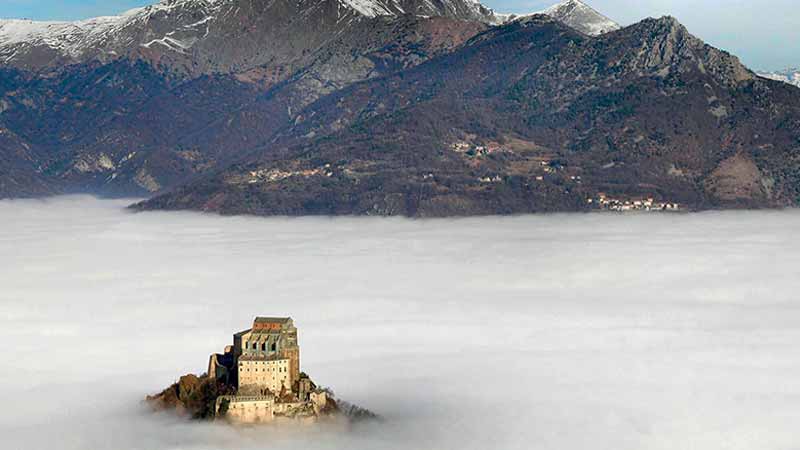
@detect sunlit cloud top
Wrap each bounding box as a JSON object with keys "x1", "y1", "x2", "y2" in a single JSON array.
[{"x1": 2, "y1": 197, "x2": 800, "y2": 449}]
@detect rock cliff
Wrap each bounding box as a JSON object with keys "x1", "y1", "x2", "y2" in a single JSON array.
[{"x1": 146, "y1": 372, "x2": 377, "y2": 425}]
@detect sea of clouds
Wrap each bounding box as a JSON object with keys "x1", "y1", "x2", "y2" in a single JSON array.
[{"x1": 1, "y1": 196, "x2": 800, "y2": 450}]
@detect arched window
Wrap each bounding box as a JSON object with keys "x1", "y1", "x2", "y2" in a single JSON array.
[{"x1": 271, "y1": 342, "x2": 277, "y2": 351}]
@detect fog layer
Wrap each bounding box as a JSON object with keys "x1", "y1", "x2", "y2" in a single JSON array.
[{"x1": 2, "y1": 196, "x2": 799, "y2": 449}]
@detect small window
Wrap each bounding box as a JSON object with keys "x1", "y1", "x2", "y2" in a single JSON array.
[
  {"x1": 262, "y1": 343, "x2": 266, "y2": 351},
  {"x1": 271, "y1": 343, "x2": 277, "y2": 351}
]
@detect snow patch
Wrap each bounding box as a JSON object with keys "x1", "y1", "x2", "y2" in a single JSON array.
[
  {"x1": 0, "y1": 0, "x2": 223, "y2": 63},
  {"x1": 0, "y1": 0, "x2": 620, "y2": 68},
  {"x1": 758, "y1": 68, "x2": 800, "y2": 88},
  {"x1": 497, "y1": 0, "x2": 620, "y2": 36}
]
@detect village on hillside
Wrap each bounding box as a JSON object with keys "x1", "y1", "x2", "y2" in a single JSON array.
[{"x1": 588, "y1": 193, "x2": 682, "y2": 212}]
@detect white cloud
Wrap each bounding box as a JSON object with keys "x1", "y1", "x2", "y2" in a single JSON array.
[{"x1": 1, "y1": 196, "x2": 800, "y2": 449}]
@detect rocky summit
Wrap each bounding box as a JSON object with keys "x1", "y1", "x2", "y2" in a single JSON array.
[{"x1": 1, "y1": 0, "x2": 800, "y2": 216}]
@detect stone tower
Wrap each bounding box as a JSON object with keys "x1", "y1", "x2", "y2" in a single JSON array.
[{"x1": 232, "y1": 317, "x2": 301, "y2": 395}]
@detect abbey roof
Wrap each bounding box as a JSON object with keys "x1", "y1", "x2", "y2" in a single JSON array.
[{"x1": 254, "y1": 317, "x2": 292, "y2": 324}]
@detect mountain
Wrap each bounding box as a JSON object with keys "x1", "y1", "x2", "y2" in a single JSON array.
[
  {"x1": 758, "y1": 68, "x2": 800, "y2": 88},
  {"x1": 0, "y1": 0, "x2": 616, "y2": 200},
  {"x1": 497, "y1": 0, "x2": 619, "y2": 36},
  {"x1": 133, "y1": 16, "x2": 800, "y2": 216},
  {"x1": 0, "y1": 0, "x2": 498, "y2": 78},
  {"x1": 0, "y1": 0, "x2": 617, "y2": 79},
  {"x1": 0, "y1": 6, "x2": 489, "y2": 197},
  {"x1": 536, "y1": 0, "x2": 619, "y2": 35},
  {"x1": 3, "y1": 0, "x2": 800, "y2": 216}
]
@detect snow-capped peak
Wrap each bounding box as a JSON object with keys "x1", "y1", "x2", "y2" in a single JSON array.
[
  {"x1": 334, "y1": 0, "x2": 497, "y2": 21},
  {"x1": 498, "y1": 0, "x2": 620, "y2": 36},
  {"x1": 0, "y1": 0, "x2": 233, "y2": 69},
  {"x1": 0, "y1": 0, "x2": 495, "y2": 58},
  {"x1": 0, "y1": 0, "x2": 617, "y2": 73},
  {"x1": 758, "y1": 68, "x2": 800, "y2": 88},
  {"x1": 542, "y1": 0, "x2": 619, "y2": 35},
  {"x1": 0, "y1": 0, "x2": 224, "y2": 59}
]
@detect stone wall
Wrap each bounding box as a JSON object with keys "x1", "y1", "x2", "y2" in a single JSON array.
[
  {"x1": 217, "y1": 396, "x2": 277, "y2": 423},
  {"x1": 216, "y1": 395, "x2": 309, "y2": 424},
  {"x1": 208, "y1": 346, "x2": 234, "y2": 383},
  {"x1": 281, "y1": 347, "x2": 300, "y2": 388},
  {"x1": 238, "y1": 358, "x2": 291, "y2": 394}
]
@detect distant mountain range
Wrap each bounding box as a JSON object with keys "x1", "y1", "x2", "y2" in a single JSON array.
[
  {"x1": 0, "y1": 0, "x2": 617, "y2": 75},
  {"x1": 0, "y1": 0, "x2": 498, "y2": 76},
  {"x1": 1, "y1": 0, "x2": 799, "y2": 216},
  {"x1": 758, "y1": 69, "x2": 800, "y2": 88}
]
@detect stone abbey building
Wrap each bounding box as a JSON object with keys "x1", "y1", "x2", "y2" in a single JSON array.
[
  {"x1": 207, "y1": 317, "x2": 327, "y2": 423},
  {"x1": 209, "y1": 317, "x2": 301, "y2": 395},
  {"x1": 234, "y1": 317, "x2": 301, "y2": 395}
]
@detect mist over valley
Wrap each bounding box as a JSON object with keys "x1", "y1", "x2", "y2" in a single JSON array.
[{"x1": 1, "y1": 197, "x2": 799, "y2": 449}]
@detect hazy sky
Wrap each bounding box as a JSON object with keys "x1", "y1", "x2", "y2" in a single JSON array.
[
  {"x1": 2, "y1": 196, "x2": 800, "y2": 449},
  {"x1": 0, "y1": 0, "x2": 796, "y2": 70}
]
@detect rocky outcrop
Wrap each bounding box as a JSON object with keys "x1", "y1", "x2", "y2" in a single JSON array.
[
  {"x1": 610, "y1": 17, "x2": 754, "y2": 86},
  {"x1": 146, "y1": 372, "x2": 378, "y2": 425},
  {"x1": 705, "y1": 153, "x2": 774, "y2": 204},
  {"x1": 146, "y1": 374, "x2": 235, "y2": 419}
]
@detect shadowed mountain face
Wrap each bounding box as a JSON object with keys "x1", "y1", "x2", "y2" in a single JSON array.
[
  {"x1": 134, "y1": 17, "x2": 800, "y2": 216},
  {"x1": 0, "y1": 13, "x2": 488, "y2": 198},
  {"x1": 0, "y1": 122, "x2": 54, "y2": 198},
  {"x1": 2, "y1": 1, "x2": 800, "y2": 215}
]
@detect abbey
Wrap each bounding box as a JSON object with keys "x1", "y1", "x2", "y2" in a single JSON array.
[
  {"x1": 148, "y1": 316, "x2": 378, "y2": 424},
  {"x1": 207, "y1": 317, "x2": 329, "y2": 423},
  {"x1": 235, "y1": 317, "x2": 301, "y2": 394}
]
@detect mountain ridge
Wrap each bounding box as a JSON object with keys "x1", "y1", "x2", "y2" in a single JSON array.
[
  {"x1": 0, "y1": 0, "x2": 620, "y2": 77},
  {"x1": 0, "y1": 0, "x2": 499, "y2": 76},
  {"x1": 132, "y1": 16, "x2": 800, "y2": 216},
  {"x1": 2, "y1": 1, "x2": 800, "y2": 216}
]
